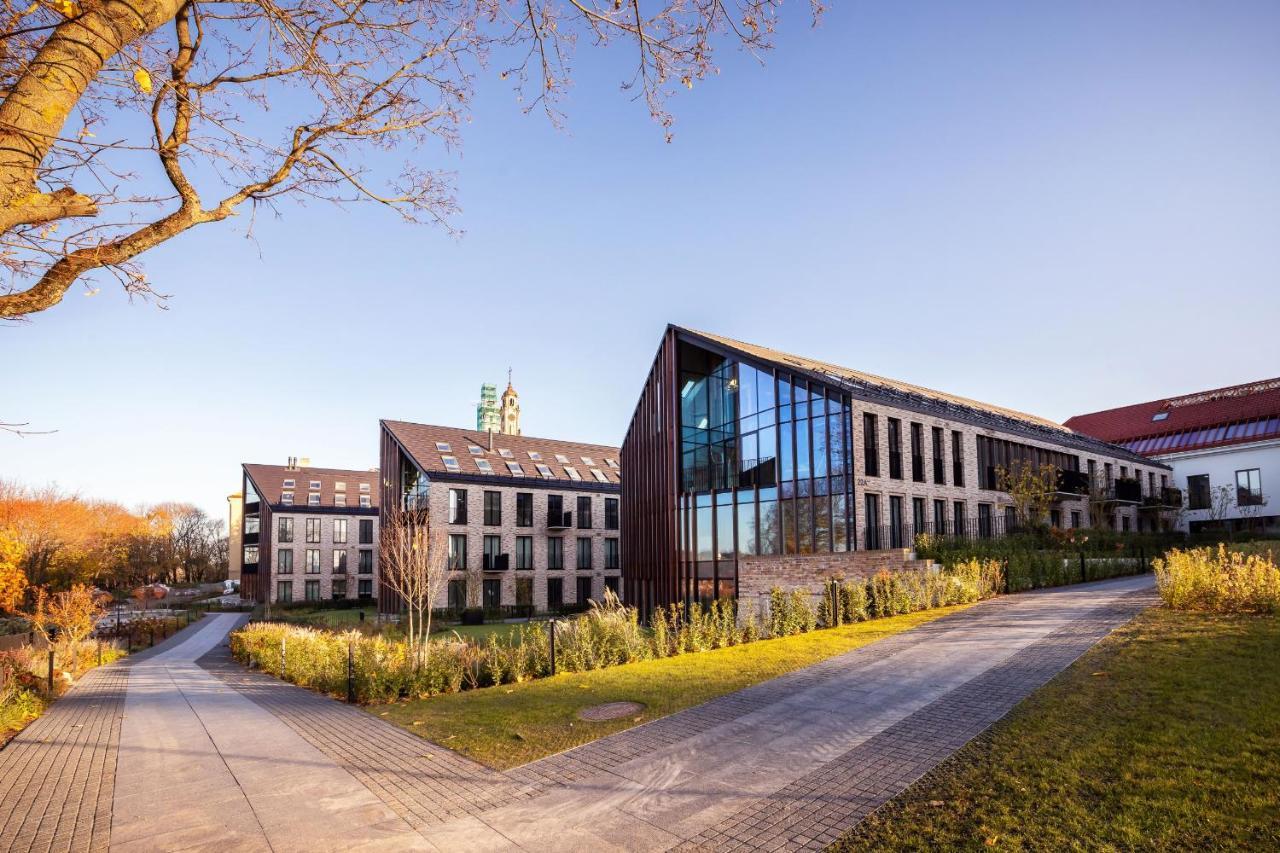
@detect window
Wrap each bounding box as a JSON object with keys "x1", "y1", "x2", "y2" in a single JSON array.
[
  {"x1": 604, "y1": 576, "x2": 620, "y2": 595},
  {"x1": 305, "y1": 549, "x2": 320, "y2": 573},
  {"x1": 447, "y1": 579, "x2": 465, "y2": 610},
  {"x1": 359, "y1": 483, "x2": 370, "y2": 492},
  {"x1": 244, "y1": 545, "x2": 259, "y2": 565},
  {"x1": 448, "y1": 534, "x2": 467, "y2": 570},
  {"x1": 308, "y1": 493, "x2": 321, "y2": 506},
  {"x1": 515, "y1": 536, "x2": 533, "y2": 570},
  {"x1": 933, "y1": 500, "x2": 946, "y2": 535},
  {"x1": 516, "y1": 577, "x2": 533, "y2": 607},
  {"x1": 536, "y1": 464, "x2": 554, "y2": 478},
  {"x1": 563, "y1": 466, "x2": 582, "y2": 481},
  {"x1": 332, "y1": 550, "x2": 347, "y2": 573},
  {"x1": 864, "y1": 493, "x2": 881, "y2": 549},
  {"x1": 276, "y1": 581, "x2": 293, "y2": 602},
  {"x1": 862, "y1": 414, "x2": 880, "y2": 476},
  {"x1": 547, "y1": 577, "x2": 564, "y2": 610},
  {"x1": 606, "y1": 458, "x2": 620, "y2": 469},
  {"x1": 281, "y1": 492, "x2": 294, "y2": 505},
  {"x1": 555, "y1": 454, "x2": 571, "y2": 464},
  {"x1": 576, "y1": 537, "x2": 593, "y2": 569},
  {"x1": 1187, "y1": 474, "x2": 1211, "y2": 510},
  {"x1": 358, "y1": 579, "x2": 373, "y2": 599},
  {"x1": 506, "y1": 461, "x2": 526, "y2": 476},
  {"x1": 605, "y1": 498, "x2": 619, "y2": 530},
  {"x1": 359, "y1": 495, "x2": 371, "y2": 508},
  {"x1": 513, "y1": 492, "x2": 533, "y2": 526},
  {"x1": 952, "y1": 431, "x2": 965, "y2": 486},
  {"x1": 332, "y1": 578, "x2": 347, "y2": 599},
  {"x1": 605, "y1": 538, "x2": 620, "y2": 569},
  {"x1": 527, "y1": 450, "x2": 543, "y2": 461},
  {"x1": 1152, "y1": 411, "x2": 1169, "y2": 422},
  {"x1": 468, "y1": 445, "x2": 485, "y2": 456},
  {"x1": 1071, "y1": 511, "x2": 1081, "y2": 528},
  {"x1": 1236, "y1": 469, "x2": 1263, "y2": 506},
  {"x1": 442, "y1": 455, "x2": 460, "y2": 472},
  {"x1": 547, "y1": 537, "x2": 564, "y2": 569},
  {"x1": 335, "y1": 495, "x2": 346, "y2": 508},
  {"x1": 309, "y1": 480, "x2": 321, "y2": 490},
  {"x1": 435, "y1": 441, "x2": 452, "y2": 453},
  {"x1": 953, "y1": 501, "x2": 966, "y2": 535},
  {"x1": 358, "y1": 549, "x2": 373, "y2": 573},
  {"x1": 448, "y1": 488, "x2": 467, "y2": 524},
  {"x1": 483, "y1": 579, "x2": 501, "y2": 609},
  {"x1": 278, "y1": 516, "x2": 294, "y2": 543},
  {"x1": 577, "y1": 576, "x2": 594, "y2": 605},
  {"x1": 910, "y1": 422, "x2": 925, "y2": 483},
  {"x1": 306, "y1": 517, "x2": 321, "y2": 543},
  {"x1": 359, "y1": 519, "x2": 373, "y2": 544},
  {"x1": 580, "y1": 456, "x2": 596, "y2": 467},
  {"x1": 577, "y1": 496, "x2": 593, "y2": 529},
  {"x1": 277, "y1": 549, "x2": 294, "y2": 574},
  {"x1": 888, "y1": 496, "x2": 904, "y2": 548},
  {"x1": 334, "y1": 481, "x2": 346, "y2": 493},
  {"x1": 932, "y1": 426, "x2": 945, "y2": 485},
  {"x1": 498, "y1": 448, "x2": 515, "y2": 459},
  {"x1": 978, "y1": 504, "x2": 992, "y2": 538},
  {"x1": 484, "y1": 491, "x2": 502, "y2": 526},
  {"x1": 305, "y1": 580, "x2": 321, "y2": 602},
  {"x1": 483, "y1": 535, "x2": 502, "y2": 569},
  {"x1": 332, "y1": 518, "x2": 347, "y2": 544},
  {"x1": 887, "y1": 418, "x2": 903, "y2": 479},
  {"x1": 591, "y1": 469, "x2": 610, "y2": 483},
  {"x1": 912, "y1": 497, "x2": 926, "y2": 536},
  {"x1": 475, "y1": 459, "x2": 495, "y2": 474},
  {"x1": 1050, "y1": 509, "x2": 1062, "y2": 528},
  {"x1": 283, "y1": 478, "x2": 295, "y2": 489}
]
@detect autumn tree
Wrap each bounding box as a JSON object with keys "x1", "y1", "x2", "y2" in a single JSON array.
[
  {"x1": 380, "y1": 508, "x2": 449, "y2": 667},
  {"x1": 0, "y1": 0, "x2": 819, "y2": 320},
  {"x1": 995, "y1": 460, "x2": 1058, "y2": 529},
  {"x1": 0, "y1": 526, "x2": 28, "y2": 612}
]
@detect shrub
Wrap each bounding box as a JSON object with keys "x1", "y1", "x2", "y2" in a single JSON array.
[{"x1": 1155, "y1": 545, "x2": 1280, "y2": 614}]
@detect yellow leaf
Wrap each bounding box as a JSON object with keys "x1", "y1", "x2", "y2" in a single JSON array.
[
  {"x1": 55, "y1": 0, "x2": 78, "y2": 17},
  {"x1": 133, "y1": 67, "x2": 152, "y2": 94},
  {"x1": 682, "y1": 76, "x2": 693, "y2": 90}
]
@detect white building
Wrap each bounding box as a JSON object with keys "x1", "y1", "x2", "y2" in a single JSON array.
[{"x1": 1066, "y1": 378, "x2": 1280, "y2": 534}]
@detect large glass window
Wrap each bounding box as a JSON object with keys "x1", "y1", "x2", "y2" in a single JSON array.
[
  {"x1": 483, "y1": 535, "x2": 501, "y2": 569},
  {"x1": 547, "y1": 537, "x2": 564, "y2": 569},
  {"x1": 515, "y1": 536, "x2": 533, "y2": 569},
  {"x1": 1236, "y1": 469, "x2": 1263, "y2": 506},
  {"x1": 332, "y1": 519, "x2": 347, "y2": 544},
  {"x1": 605, "y1": 538, "x2": 620, "y2": 569},
  {"x1": 864, "y1": 493, "x2": 881, "y2": 549},
  {"x1": 910, "y1": 423, "x2": 925, "y2": 483},
  {"x1": 306, "y1": 518, "x2": 321, "y2": 543},
  {"x1": 277, "y1": 549, "x2": 293, "y2": 573},
  {"x1": 1187, "y1": 474, "x2": 1211, "y2": 510},
  {"x1": 277, "y1": 517, "x2": 293, "y2": 543},
  {"x1": 359, "y1": 519, "x2": 374, "y2": 544},
  {"x1": 577, "y1": 496, "x2": 593, "y2": 529},
  {"x1": 889, "y1": 496, "x2": 904, "y2": 548},
  {"x1": 605, "y1": 498, "x2": 619, "y2": 530},
  {"x1": 448, "y1": 489, "x2": 467, "y2": 524},
  {"x1": 516, "y1": 492, "x2": 533, "y2": 526},
  {"x1": 737, "y1": 489, "x2": 758, "y2": 555},
  {"x1": 484, "y1": 491, "x2": 502, "y2": 526},
  {"x1": 863, "y1": 414, "x2": 879, "y2": 476},
  {"x1": 576, "y1": 537, "x2": 593, "y2": 569},
  {"x1": 448, "y1": 534, "x2": 467, "y2": 570},
  {"x1": 887, "y1": 419, "x2": 903, "y2": 479}
]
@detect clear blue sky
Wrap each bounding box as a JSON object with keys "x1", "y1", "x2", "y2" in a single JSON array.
[{"x1": 4, "y1": 0, "x2": 1278, "y2": 524}]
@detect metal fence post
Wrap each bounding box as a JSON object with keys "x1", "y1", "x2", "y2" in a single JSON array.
[
  {"x1": 97, "y1": 639, "x2": 102, "y2": 668},
  {"x1": 347, "y1": 641, "x2": 355, "y2": 704},
  {"x1": 548, "y1": 621, "x2": 556, "y2": 676},
  {"x1": 1003, "y1": 559, "x2": 1010, "y2": 595},
  {"x1": 1079, "y1": 551, "x2": 1087, "y2": 584},
  {"x1": 47, "y1": 648, "x2": 54, "y2": 692}
]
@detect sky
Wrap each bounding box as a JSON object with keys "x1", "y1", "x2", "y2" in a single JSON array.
[{"x1": 4, "y1": 0, "x2": 1279, "y2": 524}]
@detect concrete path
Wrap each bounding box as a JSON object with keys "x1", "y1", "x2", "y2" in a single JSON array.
[{"x1": 110, "y1": 613, "x2": 431, "y2": 852}]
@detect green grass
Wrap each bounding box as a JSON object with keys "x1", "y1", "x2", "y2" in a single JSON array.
[
  {"x1": 836, "y1": 608, "x2": 1280, "y2": 851},
  {"x1": 375, "y1": 605, "x2": 970, "y2": 769},
  {"x1": 427, "y1": 621, "x2": 534, "y2": 644},
  {"x1": 276, "y1": 606, "x2": 377, "y2": 627}
]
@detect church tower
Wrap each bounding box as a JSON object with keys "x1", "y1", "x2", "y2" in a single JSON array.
[{"x1": 500, "y1": 369, "x2": 521, "y2": 436}]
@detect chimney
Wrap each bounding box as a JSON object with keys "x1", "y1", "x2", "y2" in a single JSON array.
[
  {"x1": 286, "y1": 456, "x2": 296, "y2": 470},
  {"x1": 487, "y1": 430, "x2": 494, "y2": 452}
]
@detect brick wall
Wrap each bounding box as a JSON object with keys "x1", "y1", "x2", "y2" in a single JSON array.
[{"x1": 737, "y1": 550, "x2": 920, "y2": 615}]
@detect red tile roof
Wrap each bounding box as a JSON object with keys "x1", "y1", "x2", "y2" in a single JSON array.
[
  {"x1": 243, "y1": 464, "x2": 380, "y2": 509},
  {"x1": 1064, "y1": 377, "x2": 1280, "y2": 456},
  {"x1": 382, "y1": 421, "x2": 621, "y2": 486}
]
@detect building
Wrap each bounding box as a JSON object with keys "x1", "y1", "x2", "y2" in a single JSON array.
[
  {"x1": 499, "y1": 373, "x2": 521, "y2": 436},
  {"x1": 227, "y1": 492, "x2": 243, "y2": 583},
  {"x1": 477, "y1": 383, "x2": 500, "y2": 433},
  {"x1": 377, "y1": 420, "x2": 621, "y2": 614},
  {"x1": 620, "y1": 326, "x2": 1171, "y2": 616},
  {"x1": 1066, "y1": 377, "x2": 1280, "y2": 534},
  {"x1": 238, "y1": 459, "x2": 380, "y2": 604}
]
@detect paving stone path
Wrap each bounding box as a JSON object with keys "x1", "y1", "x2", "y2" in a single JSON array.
[{"x1": 0, "y1": 575, "x2": 1157, "y2": 852}]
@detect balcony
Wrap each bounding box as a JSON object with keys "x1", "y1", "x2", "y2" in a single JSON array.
[
  {"x1": 1094, "y1": 477, "x2": 1142, "y2": 505},
  {"x1": 483, "y1": 553, "x2": 510, "y2": 571},
  {"x1": 1141, "y1": 487, "x2": 1184, "y2": 511},
  {"x1": 547, "y1": 511, "x2": 573, "y2": 530},
  {"x1": 1052, "y1": 469, "x2": 1091, "y2": 500}
]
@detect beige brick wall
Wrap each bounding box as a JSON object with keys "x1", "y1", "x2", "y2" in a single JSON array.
[
  {"x1": 428, "y1": 481, "x2": 622, "y2": 611},
  {"x1": 737, "y1": 550, "x2": 918, "y2": 611},
  {"x1": 268, "y1": 512, "x2": 379, "y2": 603}
]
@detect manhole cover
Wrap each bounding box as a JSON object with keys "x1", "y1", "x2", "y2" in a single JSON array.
[{"x1": 577, "y1": 701, "x2": 645, "y2": 722}]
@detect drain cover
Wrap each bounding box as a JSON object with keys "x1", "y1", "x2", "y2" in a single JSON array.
[{"x1": 577, "y1": 701, "x2": 645, "y2": 722}]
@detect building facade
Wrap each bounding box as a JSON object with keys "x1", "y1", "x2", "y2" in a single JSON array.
[
  {"x1": 621, "y1": 326, "x2": 1172, "y2": 616},
  {"x1": 227, "y1": 492, "x2": 243, "y2": 584},
  {"x1": 477, "y1": 383, "x2": 501, "y2": 433},
  {"x1": 239, "y1": 460, "x2": 380, "y2": 604},
  {"x1": 378, "y1": 421, "x2": 621, "y2": 614},
  {"x1": 1066, "y1": 377, "x2": 1280, "y2": 534}
]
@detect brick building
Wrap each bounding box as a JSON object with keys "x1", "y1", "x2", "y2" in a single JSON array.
[
  {"x1": 238, "y1": 460, "x2": 380, "y2": 604},
  {"x1": 621, "y1": 326, "x2": 1171, "y2": 616},
  {"x1": 377, "y1": 421, "x2": 622, "y2": 614}
]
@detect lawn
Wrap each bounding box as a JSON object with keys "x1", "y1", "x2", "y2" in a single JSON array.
[
  {"x1": 276, "y1": 607, "x2": 535, "y2": 644},
  {"x1": 836, "y1": 608, "x2": 1280, "y2": 851},
  {"x1": 375, "y1": 604, "x2": 970, "y2": 768}
]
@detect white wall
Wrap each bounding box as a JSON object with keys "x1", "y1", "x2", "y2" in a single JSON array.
[{"x1": 1161, "y1": 439, "x2": 1280, "y2": 530}]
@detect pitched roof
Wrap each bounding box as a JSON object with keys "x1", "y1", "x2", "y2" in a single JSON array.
[
  {"x1": 1064, "y1": 377, "x2": 1280, "y2": 456},
  {"x1": 243, "y1": 464, "x2": 380, "y2": 509},
  {"x1": 382, "y1": 421, "x2": 621, "y2": 486}
]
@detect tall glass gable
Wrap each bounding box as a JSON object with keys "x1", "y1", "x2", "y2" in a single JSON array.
[{"x1": 676, "y1": 340, "x2": 855, "y2": 607}]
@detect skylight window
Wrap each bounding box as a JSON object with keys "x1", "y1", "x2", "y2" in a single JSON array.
[
  {"x1": 1152, "y1": 412, "x2": 1169, "y2": 422},
  {"x1": 468, "y1": 445, "x2": 485, "y2": 456},
  {"x1": 527, "y1": 451, "x2": 543, "y2": 461},
  {"x1": 605, "y1": 458, "x2": 619, "y2": 469},
  {"x1": 359, "y1": 495, "x2": 371, "y2": 508},
  {"x1": 309, "y1": 480, "x2": 321, "y2": 490},
  {"x1": 564, "y1": 466, "x2": 582, "y2": 481},
  {"x1": 281, "y1": 492, "x2": 294, "y2": 505},
  {"x1": 435, "y1": 441, "x2": 452, "y2": 453},
  {"x1": 506, "y1": 461, "x2": 525, "y2": 475},
  {"x1": 580, "y1": 456, "x2": 595, "y2": 467},
  {"x1": 308, "y1": 493, "x2": 321, "y2": 506},
  {"x1": 590, "y1": 469, "x2": 610, "y2": 483},
  {"x1": 335, "y1": 495, "x2": 346, "y2": 507},
  {"x1": 475, "y1": 459, "x2": 495, "y2": 474},
  {"x1": 441, "y1": 455, "x2": 460, "y2": 472},
  {"x1": 359, "y1": 483, "x2": 370, "y2": 492},
  {"x1": 334, "y1": 481, "x2": 346, "y2": 492},
  {"x1": 498, "y1": 448, "x2": 515, "y2": 459},
  {"x1": 283, "y1": 479, "x2": 295, "y2": 489},
  {"x1": 535, "y1": 464, "x2": 554, "y2": 478},
  {"x1": 555, "y1": 454, "x2": 571, "y2": 464}
]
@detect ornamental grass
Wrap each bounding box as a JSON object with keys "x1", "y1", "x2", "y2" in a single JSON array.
[{"x1": 1154, "y1": 545, "x2": 1280, "y2": 615}]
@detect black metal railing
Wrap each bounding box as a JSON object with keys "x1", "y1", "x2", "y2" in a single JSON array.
[
  {"x1": 482, "y1": 553, "x2": 510, "y2": 571},
  {"x1": 1141, "y1": 487, "x2": 1183, "y2": 510},
  {"x1": 1054, "y1": 469, "x2": 1091, "y2": 497},
  {"x1": 547, "y1": 511, "x2": 573, "y2": 529},
  {"x1": 911, "y1": 454, "x2": 925, "y2": 482},
  {"x1": 1095, "y1": 477, "x2": 1143, "y2": 504},
  {"x1": 933, "y1": 457, "x2": 945, "y2": 484},
  {"x1": 888, "y1": 451, "x2": 903, "y2": 479}
]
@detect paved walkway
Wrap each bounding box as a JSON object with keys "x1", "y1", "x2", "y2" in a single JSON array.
[{"x1": 0, "y1": 575, "x2": 1157, "y2": 852}]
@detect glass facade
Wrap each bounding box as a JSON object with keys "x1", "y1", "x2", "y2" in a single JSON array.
[{"x1": 675, "y1": 341, "x2": 854, "y2": 607}]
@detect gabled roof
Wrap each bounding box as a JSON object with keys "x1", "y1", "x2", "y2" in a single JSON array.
[
  {"x1": 1064, "y1": 377, "x2": 1280, "y2": 456},
  {"x1": 676, "y1": 326, "x2": 1166, "y2": 468},
  {"x1": 382, "y1": 420, "x2": 621, "y2": 486},
  {"x1": 243, "y1": 464, "x2": 379, "y2": 509}
]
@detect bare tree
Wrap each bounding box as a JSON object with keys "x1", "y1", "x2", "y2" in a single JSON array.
[
  {"x1": 1, "y1": 0, "x2": 820, "y2": 320},
  {"x1": 996, "y1": 460, "x2": 1057, "y2": 528},
  {"x1": 380, "y1": 508, "x2": 448, "y2": 667}
]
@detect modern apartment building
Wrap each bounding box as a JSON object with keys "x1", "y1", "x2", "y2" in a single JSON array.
[
  {"x1": 621, "y1": 326, "x2": 1170, "y2": 616},
  {"x1": 377, "y1": 421, "x2": 622, "y2": 614},
  {"x1": 238, "y1": 459, "x2": 380, "y2": 604},
  {"x1": 1067, "y1": 377, "x2": 1280, "y2": 534}
]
